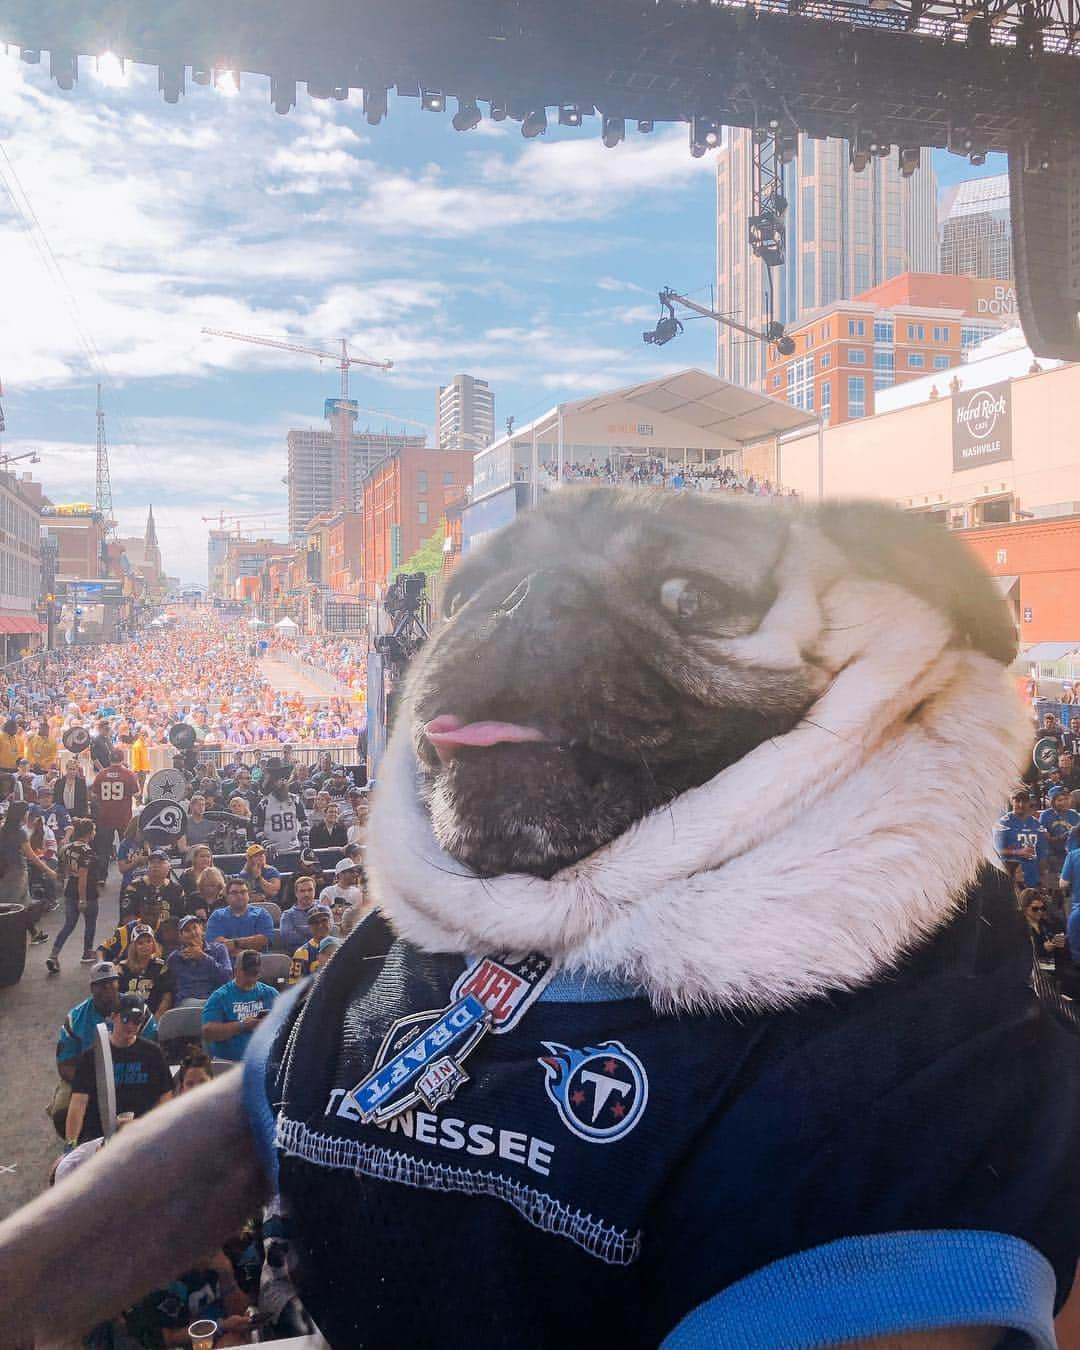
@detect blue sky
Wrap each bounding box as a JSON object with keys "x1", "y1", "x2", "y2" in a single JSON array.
[{"x1": 0, "y1": 50, "x2": 1006, "y2": 581}]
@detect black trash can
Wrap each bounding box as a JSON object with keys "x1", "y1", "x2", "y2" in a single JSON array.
[{"x1": 0, "y1": 902, "x2": 27, "y2": 987}]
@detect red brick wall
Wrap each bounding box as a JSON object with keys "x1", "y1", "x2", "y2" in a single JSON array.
[{"x1": 958, "y1": 517, "x2": 1080, "y2": 644}]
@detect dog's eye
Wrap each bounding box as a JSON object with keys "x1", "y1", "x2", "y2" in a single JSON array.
[{"x1": 659, "y1": 577, "x2": 759, "y2": 637}]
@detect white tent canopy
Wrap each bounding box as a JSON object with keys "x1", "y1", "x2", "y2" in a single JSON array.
[
  {"x1": 247, "y1": 617, "x2": 267, "y2": 629},
  {"x1": 275, "y1": 616, "x2": 299, "y2": 631}
]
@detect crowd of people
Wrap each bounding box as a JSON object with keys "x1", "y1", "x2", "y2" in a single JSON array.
[
  {"x1": 0, "y1": 612, "x2": 376, "y2": 1344},
  {"x1": 4, "y1": 615, "x2": 365, "y2": 752},
  {"x1": 994, "y1": 708, "x2": 1080, "y2": 1001},
  {"x1": 545, "y1": 456, "x2": 797, "y2": 497},
  {"x1": 265, "y1": 633, "x2": 369, "y2": 704}
]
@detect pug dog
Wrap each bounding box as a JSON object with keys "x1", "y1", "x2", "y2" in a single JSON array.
[{"x1": 5, "y1": 491, "x2": 1080, "y2": 1350}]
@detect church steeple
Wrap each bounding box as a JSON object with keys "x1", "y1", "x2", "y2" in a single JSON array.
[{"x1": 145, "y1": 504, "x2": 158, "y2": 549}]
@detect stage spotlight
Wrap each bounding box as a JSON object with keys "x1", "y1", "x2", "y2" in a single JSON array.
[
  {"x1": 559, "y1": 105, "x2": 583, "y2": 126},
  {"x1": 270, "y1": 75, "x2": 295, "y2": 114},
  {"x1": 490, "y1": 102, "x2": 508, "y2": 121},
  {"x1": 421, "y1": 90, "x2": 445, "y2": 113},
  {"x1": 637, "y1": 119, "x2": 654, "y2": 133},
  {"x1": 521, "y1": 108, "x2": 547, "y2": 138},
  {"x1": 363, "y1": 85, "x2": 387, "y2": 125},
  {"x1": 215, "y1": 69, "x2": 240, "y2": 97},
  {"x1": 690, "y1": 117, "x2": 720, "y2": 155},
  {"x1": 776, "y1": 129, "x2": 798, "y2": 163},
  {"x1": 452, "y1": 97, "x2": 482, "y2": 131},
  {"x1": 898, "y1": 146, "x2": 921, "y2": 176},
  {"x1": 601, "y1": 115, "x2": 625, "y2": 148},
  {"x1": 50, "y1": 51, "x2": 77, "y2": 91},
  {"x1": 192, "y1": 68, "x2": 212, "y2": 86}
]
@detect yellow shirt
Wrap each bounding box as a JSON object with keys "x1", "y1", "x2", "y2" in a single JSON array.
[
  {"x1": 27, "y1": 734, "x2": 58, "y2": 771},
  {"x1": 0, "y1": 732, "x2": 20, "y2": 770},
  {"x1": 130, "y1": 738, "x2": 150, "y2": 773}
]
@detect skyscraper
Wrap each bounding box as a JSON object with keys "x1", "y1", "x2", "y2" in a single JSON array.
[
  {"x1": 716, "y1": 132, "x2": 938, "y2": 388},
  {"x1": 436, "y1": 374, "x2": 495, "y2": 451},
  {"x1": 287, "y1": 406, "x2": 426, "y2": 538},
  {"x1": 939, "y1": 175, "x2": 1014, "y2": 281}
]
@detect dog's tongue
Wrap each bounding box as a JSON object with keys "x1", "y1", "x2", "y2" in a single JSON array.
[{"x1": 425, "y1": 714, "x2": 547, "y2": 764}]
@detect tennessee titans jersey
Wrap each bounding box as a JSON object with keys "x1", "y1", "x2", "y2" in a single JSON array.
[{"x1": 247, "y1": 874, "x2": 1080, "y2": 1350}]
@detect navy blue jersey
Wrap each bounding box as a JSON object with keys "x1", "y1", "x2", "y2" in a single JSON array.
[{"x1": 247, "y1": 876, "x2": 1080, "y2": 1349}]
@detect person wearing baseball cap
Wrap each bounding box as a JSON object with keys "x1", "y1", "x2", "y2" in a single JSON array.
[
  {"x1": 235, "y1": 842, "x2": 282, "y2": 903},
  {"x1": 201, "y1": 948, "x2": 277, "y2": 1062},
  {"x1": 50, "y1": 962, "x2": 159, "y2": 1139},
  {"x1": 117, "y1": 924, "x2": 176, "y2": 1016},
  {"x1": 166, "y1": 914, "x2": 233, "y2": 1003},
  {"x1": 63, "y1": 993, "x2": 172, "y2": 1149},
  {"x1": 994, "y1": 790, "x2": 1049, "y2": 890},
  {"x1": 288, "y1": 904, "x2": 334, "y2": 985},
  {"x1": 1040, "y1": 785, "x2": 1080, "y2": 875}
]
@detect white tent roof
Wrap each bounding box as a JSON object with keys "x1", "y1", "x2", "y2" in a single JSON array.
[
  {"x1": 275, "y1": 616, "x2": 299, "y2": 630},
  {"x1": 247, "y1": 617, "x2": 266, "y2": 629},
  {"x1": 562, "y1": 369, "x2": 819, "y2": 443}
]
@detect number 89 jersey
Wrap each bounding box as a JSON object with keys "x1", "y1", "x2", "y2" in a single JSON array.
[{"x1": 254, "y1": 792, "x2": 306, "y2": 851}]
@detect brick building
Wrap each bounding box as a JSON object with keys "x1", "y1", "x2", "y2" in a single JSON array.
[
  {"x1": 361, "y1": 446, "x2": 474, "y2": 590},
  {"x1": 764, "y1": 273, "x2": 1014, "y2": 426},
  {"x1": 958, "y1": 516, "x2": 1080, "y2": 646}
]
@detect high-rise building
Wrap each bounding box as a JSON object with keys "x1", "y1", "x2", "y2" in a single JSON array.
[
  {"x1": 939, "y1": 174, "x2": 1014, "y2": 281},
  {"x1": 287, "y1": 403, "x2": 427, "y2": 538},
  {"x1": 716, "y1": 132, "x2": 938, "y2": 388},
  {"x1": 436, "y1": 374, "x2": 495, "y2": 451}
]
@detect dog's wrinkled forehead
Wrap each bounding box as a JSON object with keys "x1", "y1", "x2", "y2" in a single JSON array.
[{"x1": 445, "y1": 489, "x2": 789, "y2": 614}]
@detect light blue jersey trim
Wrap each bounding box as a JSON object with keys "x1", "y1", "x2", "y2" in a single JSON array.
[
  {"x1": 462, "y1": 957, "x2": 641, "y2": 1003},
  {"x1": 242, "y1": 981, "x2": 306, "y2": 1192},
  {"x1": 662, "y1": 1230, "x2": 1057, "y2": 1350}
]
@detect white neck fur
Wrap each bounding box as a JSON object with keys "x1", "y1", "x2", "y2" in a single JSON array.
[{"x1": 368, "y1": 559, "x2": 1028, "y2": 1014}]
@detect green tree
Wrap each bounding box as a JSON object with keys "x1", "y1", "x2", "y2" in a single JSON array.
[{"x1": 396, "y1": 518, "x2": 447, "y2": 584}]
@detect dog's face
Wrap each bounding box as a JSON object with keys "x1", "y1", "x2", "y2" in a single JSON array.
[
  {"x1": 407, "y1": 491, "x2": 798, "y2": 878},
  {"x1": 405, "y1": 489, "x2": 1016, "y2": 880}
]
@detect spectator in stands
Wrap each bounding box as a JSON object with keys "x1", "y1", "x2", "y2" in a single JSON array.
[
  {"x1": 280, "y1": 873, "x2": 319, "y2": 951},
  {"x1": 117, "y1": 924, "x2": 175, "y2": 1015},
  {"x1": 165, "y1": 914, "x2": 233, "y2": 1003},
  {"x1": 116, "y1": 820, "x2": 149, "y2": 888},
  {"x1": 205, "y1": 876, "x2": 274, "y2": 957},
  {"x1": 320, "y1": 855, "x2": 367, "y2": 928},
  {"x1": 308, "y1": 791, "x2": 332, "y2": 830},
  {"x1": 63, "y1": 994, "x2": 172, "y2": 1148},
  {"x1": 46, "y1": 817, "x2": 97, "y2": 973},
  {"x1": 1060, "y1": 839, "x2": 1080, "y2": 915},
  {"x1": 27, "y1": 719, "x2": 59, "y2": 775},
  {"x1": 180, "y1": 794, "x2": 218, "y2": 849},
  {"x1": 178, "y1": 844, "x2": 214, "y2": 901},
  {"x1": 120, "y1": 848, "x2": 184, "y2": 923},
  {"x1": 994, "y1": 789, "x2": 1049, "y2": 889},
  {"x1": 341, "y1": 786, "x2": 368, "y2": 844},
  {"x1": 89, "y1": 719, "x2": 113, "y2": 774},
  {"x1": 173, "y1": 1046, "x2": 213, "y2": 1096},
  {"x1": 57, "y1": 757, "x2": 89, "y2": 818},
  {"x1": 129, "y1": 724, "x2": 151, "y2": 796},
  {"x1": 51, "y1": 962, "x2": 158, "y2": 1137},
  {"x1": 1041, "y1": 785, "x2": 1080, "y2": 875},
  {"x1": 288, "y1": 904, "x2": 333, "y2": 984},
  {"x1": 228, "y1": 794, "x2": 252, "y2": 821},
  {"x1": 30, "y1": 783, "x2": 71, "y2": 847},
  {"x1": 186, "y1": 864, "x2": 227, "y2": 921},
  {"x1": 308, "y1": 801, "x2": 347, "y2": 850},
  {"x1": 202, "y1": 949, "x2": 277, "y2": 1061},
  {"x1": 98, "y1": 891, "x2": 169, "y2": 964},
  {"x1": 236, "y1": 842, "x2": 282, "y2": 902},
  {"x1": 1059, "y1": 751, "x2": 1080, "y2": 795}
]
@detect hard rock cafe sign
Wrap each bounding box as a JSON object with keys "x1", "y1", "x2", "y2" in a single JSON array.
[{"x1": 952, "y1": 379, "x2": 1012, "y2": 471}]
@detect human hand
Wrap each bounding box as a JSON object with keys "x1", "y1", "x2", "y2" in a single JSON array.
[{"x1": 241, "y1": 1015, "x2": 262, "y2": 1031}]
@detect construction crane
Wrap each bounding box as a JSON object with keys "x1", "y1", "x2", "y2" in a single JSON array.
[
  {"x1": 202, "y1": 510, "x2": 287, "y2": 536},
  {"x1": 95, "y1": 383, "x2": 116, "y2": 536},
  {"x1": 201, "y1": 328, "x2": 393, "y2": 512}
]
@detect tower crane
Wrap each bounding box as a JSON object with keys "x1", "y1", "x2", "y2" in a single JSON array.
[
  {"x1": 201, "y1": 510, "x2": 287, "y2": 536},
  {"x1": 201, "y1": 328, "x2": 393, "y2": 513}
]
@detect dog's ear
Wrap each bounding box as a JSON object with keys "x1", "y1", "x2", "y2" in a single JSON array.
[{"x1": 814, "y1": 500, "x2": 1018, "y2": 666}]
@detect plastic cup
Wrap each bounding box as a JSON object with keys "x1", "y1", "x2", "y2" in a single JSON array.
[
  {"x1": 188, "y1": 1319, "x2": 217, "y2": 1349},
  {"x1": 116, "y1": 1111, "x2": 135, "y2": 1128}
]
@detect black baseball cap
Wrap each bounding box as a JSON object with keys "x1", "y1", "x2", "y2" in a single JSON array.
[
  {"x1": 148, "y1": 849, "x2": 170, "y2": 861},
  {"x1": 117, "y1": 993, "x2": 147, "y2": 1022},
  {"x1": 238, "y1": 949, "x2": 262, "y2": 973}
]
